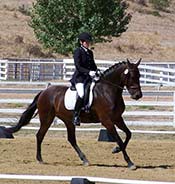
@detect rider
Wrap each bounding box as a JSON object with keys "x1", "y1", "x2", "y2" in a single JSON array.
[{"x1": 70, "y1": 32, "x2": 98, "y2": 126}]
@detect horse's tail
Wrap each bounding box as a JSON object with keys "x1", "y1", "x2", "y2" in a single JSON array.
[{"x1": 7, "y1": 91, "x2": 42, "y2": 133}]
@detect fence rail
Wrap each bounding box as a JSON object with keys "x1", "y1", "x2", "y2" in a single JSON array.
[
  {"x1": 0, "y1": 59, "x2": 175, "y2": 86},
  {"x1": 0, "y1": 59, "x2": 175, "y2": 127},
  {"x1": 0, "y1": 93, "x2": 174, "y2": 127},
  {"x1": 0, "y1": 174, "x2": 174, "y2": 184}
]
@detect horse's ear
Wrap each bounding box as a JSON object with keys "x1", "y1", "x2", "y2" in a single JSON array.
[
  {"x1": 136, "y1": 58, "x2": 142, "y2": 66},
  {"x1": 126, "y1": 58, "x2": 132, "y2": 67},
  {"x1": 126, "y1": 58, "x2": 130, "y2": 64}
]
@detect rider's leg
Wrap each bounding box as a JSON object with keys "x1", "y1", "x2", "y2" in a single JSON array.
[
  {"x1": 73, "y1": 97, "x2": 84, "y2": 126},
  {"x1": 72, "y1": 83, "x2": 84, "y2": 126}
]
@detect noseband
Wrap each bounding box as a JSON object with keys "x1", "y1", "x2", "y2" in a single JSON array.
[{"x1": 124, "y1": 68, "x2": 140, "y2": 91}]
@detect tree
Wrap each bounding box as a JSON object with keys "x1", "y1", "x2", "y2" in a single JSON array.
[{"x1": 30, "y1": 0, "x2": 131, "y2": 55}]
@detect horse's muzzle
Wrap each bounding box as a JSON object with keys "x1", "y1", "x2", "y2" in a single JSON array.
[{"x1": 131, "y1": 90, "x2": 142, "y2": 100}]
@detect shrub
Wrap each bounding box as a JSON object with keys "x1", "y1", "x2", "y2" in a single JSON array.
[
  {"x1": 18, "y1": 4, "x2": 31, "y2": 16},
  {"x1": 149, "y1": 0, "x2": 171, "y2": 11}
]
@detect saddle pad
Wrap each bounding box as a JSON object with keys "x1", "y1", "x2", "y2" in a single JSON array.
[{"x1": 64, "y1": 82, "x2": 95, "y2": 110}]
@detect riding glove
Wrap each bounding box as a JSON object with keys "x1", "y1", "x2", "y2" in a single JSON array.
[
  {"x1": 89, "y1": 71, "x2": 96, "y2": 77},
  {"x1": 96, "y1": 69, "x2": 102, "y2": 76}
]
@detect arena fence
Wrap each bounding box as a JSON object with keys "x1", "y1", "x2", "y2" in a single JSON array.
[
  {"x1": 0, "y1": 174, "x2": 174, "y2": 184},
  {"x1": 0, "y1": 91, "x2": 175, "y2": 127},
  {"x1": 9, "y1": 127, "x2": 175, "y2": 135},
  {"x1": 0, "y1": 59, "x2": 175, "y2": 86},
  {"x1": 63, "y1": 59, "x2": 175, "y2": 86}
]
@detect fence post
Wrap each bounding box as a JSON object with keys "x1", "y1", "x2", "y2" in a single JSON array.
[
  {"x1": 173, "y1": 92, "x2": 175, "y2": 127},
  {"x1": 4, "y1": 61, "x2": 8, "y2": 80},
  {"x1": 63, "y1": 60, "x2": 66, "y2": 80},
  {"x1": 0, "y1": 60, "x2": 8, "y2": 80}
]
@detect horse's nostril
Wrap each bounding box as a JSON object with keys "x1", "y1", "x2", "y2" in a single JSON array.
[
  {"x1": 137, "y1": 93, "x2": 142, "y2": 99},
  {"x1": 132, "y1": 92, "x2": 142, "y2": 100}
]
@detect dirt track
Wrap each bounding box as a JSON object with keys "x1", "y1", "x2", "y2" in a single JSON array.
[
  {"x1": 0, "y1": 87, "x2": 175, "y2": 183},
  {"x1": 0, "y1": 130, "x2": 175, "y2": 184}
]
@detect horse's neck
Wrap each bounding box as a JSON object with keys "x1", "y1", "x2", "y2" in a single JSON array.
[
  {"x1": 103, "y1": 65, "x2": 125, "y2": 88},
  {"x1": 95, "y1": 66, "x2": 125, "y2": 108}
]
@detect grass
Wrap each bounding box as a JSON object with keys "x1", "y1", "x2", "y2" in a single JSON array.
[{"x1": 126, "y1": 105, "x2": 156, "y2": 111}]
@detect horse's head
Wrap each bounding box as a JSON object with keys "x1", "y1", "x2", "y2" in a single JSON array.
[{"x1": 122, "y1": 58, "x2": 142, "y2": 100}]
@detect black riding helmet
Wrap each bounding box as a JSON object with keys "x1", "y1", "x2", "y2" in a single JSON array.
[{"x1": 78, "y1": 32, "x2": 92, "y2": 42}]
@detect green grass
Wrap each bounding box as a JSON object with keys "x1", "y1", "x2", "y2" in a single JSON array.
[{"x1": 126, "y1": 105, "x2": 156, "y2": 111}]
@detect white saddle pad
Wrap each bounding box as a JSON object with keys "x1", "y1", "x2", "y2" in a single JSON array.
[{"x1": 64, "y1": 82, "x2": 95, "y2": 110}]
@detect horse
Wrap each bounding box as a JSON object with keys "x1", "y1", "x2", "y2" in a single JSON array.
[{"x1": 6, "y1": 58, "x2": 142, "y2": 170}]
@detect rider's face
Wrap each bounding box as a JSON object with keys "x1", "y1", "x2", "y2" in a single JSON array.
[{"x1": 81, "y1": 41, "x2": 90, "y2": 48}]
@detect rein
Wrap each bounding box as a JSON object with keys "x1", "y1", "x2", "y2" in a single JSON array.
[
  {"x1": 100, "y1": 78, "x2": 126, "y2": 90},
  {"x1": 95, "y1": 62, "x2": 131, "y2": 91}
]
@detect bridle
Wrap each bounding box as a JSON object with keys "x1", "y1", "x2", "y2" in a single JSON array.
[
  {"x1": 123, "y1": 68, "x2": 141, "y2": 91},
  {"x1": 97, "y1": 67, "x2": 140, "y2": 91},
  {"x1": 100, "y1": 78, "x2": 126, "y2": 90}
]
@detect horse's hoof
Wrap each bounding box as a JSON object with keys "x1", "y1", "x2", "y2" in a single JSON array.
[
  {"x1": 83, "y1": 160, "x2": 89, "y2": 166},
  {"x1": 38, "y1": 161, "x2": 44, "y2": 164},
  {"x1": 128, "y1": 163, "x2": 137, "y2": 170},
  {"x1": 37, "y1": 160, "x2": 44, "y2": 164},
  {"x1": 112, "y1": 147, "x2": 121, "y2": 154}
]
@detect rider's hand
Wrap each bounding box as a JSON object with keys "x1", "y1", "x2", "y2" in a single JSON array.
[
  {"x1": 89, "y1": 71, "x2": 96, "y2": 77},
  {"x1": 96, "y1": 69, "x2": 102, "y2": 76}
]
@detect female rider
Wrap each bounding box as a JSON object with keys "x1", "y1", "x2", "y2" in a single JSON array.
[{"x1": 70, "y1": 32, "x2": 98, "y2": 126}]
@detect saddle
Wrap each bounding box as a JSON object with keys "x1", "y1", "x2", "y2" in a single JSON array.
[{"x1": 64, "y1": 82, "x2": 95, "y2": 111}]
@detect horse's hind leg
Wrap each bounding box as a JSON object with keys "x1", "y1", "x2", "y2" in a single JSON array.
[
  {"x1": 36, "y1": 112, "x2": 55, "y2": 163},
  {"x1": 65, "y1": 122, "x2": 89, "y2": 166}
]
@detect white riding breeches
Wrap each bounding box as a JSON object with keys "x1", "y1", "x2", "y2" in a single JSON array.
[{"x1": 75, "y1": 83, "x2": 84, "y2": 99}]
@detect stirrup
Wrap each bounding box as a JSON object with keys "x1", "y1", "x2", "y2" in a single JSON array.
[
  {"x1": 84, "y1": 105, "x2": 90, "y2": 113},
  {"x1": 72, "y1": 116, "x2": 81, "y2": 126}
]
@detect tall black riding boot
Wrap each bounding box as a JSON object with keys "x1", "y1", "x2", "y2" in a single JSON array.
[{"x1": 72, "y1": 97, "x2": 84, "y2": 126}]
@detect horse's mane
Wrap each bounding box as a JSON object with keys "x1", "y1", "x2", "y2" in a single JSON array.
[{"x1": 102, "y1": 61, "x2": 126, "y2": 78}]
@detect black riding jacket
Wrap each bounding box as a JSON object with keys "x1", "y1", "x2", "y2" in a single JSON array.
[{"x1": 70, "y1": 46, "x2": 97, "y2": 85}]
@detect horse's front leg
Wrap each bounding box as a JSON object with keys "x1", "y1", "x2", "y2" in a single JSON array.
[
  {"x1": 65, "y1": 122, "x2": 89, "y2": 166},
  {"x1": 102, "y1": 120, "x2": 136, "y2": 170},
  {"x1": 112, "y1": 116, "x2": 131, "y2": 154}
]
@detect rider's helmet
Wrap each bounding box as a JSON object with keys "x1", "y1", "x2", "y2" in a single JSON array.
[{"x1": 78, "y1": 32, "x2": 92, "y2": 42}]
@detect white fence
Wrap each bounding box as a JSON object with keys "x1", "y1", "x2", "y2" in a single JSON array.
[
  {"x1": 139, "y1": 64, "x2": 175, "y2": 86},
  {"x1": 63, "y1": 59, "x2": 175, "y2": 86},
  {"x1": 0, "y1": 59, "x2": 175, "y2": 85},
  {"x1": 0, "y1": 174, "x2": 174, "y2": 184},
  {"x1": 0, "y1": 60, "x2": 8, "y2": 80},
  {"x1": 0, "y1": 59, "x2": 63, "y2": 81},
  {"x1": 0, "y1": 93, "x2": 175, "y2": 127},
  {"x1": 0, "y1": 58, "x2": 175, "y2": 127}
]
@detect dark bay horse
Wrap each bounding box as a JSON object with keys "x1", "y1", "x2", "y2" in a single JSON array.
[{"x1": 7, "y1": 59, "x2": 142, "y2": 169}]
